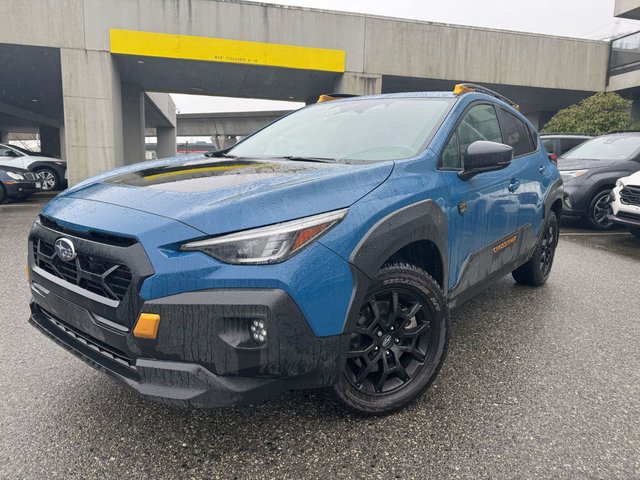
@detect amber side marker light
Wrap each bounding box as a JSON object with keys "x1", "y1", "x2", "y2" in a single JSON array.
[
  {"x1": 133, "y1": 313, "x2": 161, "y2": 339},
  {"x1": 317, "y1": 93, "x2": 358, "y2": 103}
]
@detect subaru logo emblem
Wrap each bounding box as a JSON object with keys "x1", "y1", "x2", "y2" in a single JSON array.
[{"x1": 54, "y1": 238, "x2": 77, "y2": 262}]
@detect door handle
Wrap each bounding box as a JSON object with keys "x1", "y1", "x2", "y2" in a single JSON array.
[
  {"x1": 508, "y1": 179, "x2": 520, "y2": 193},
  {"x1": 539, "y1": 165, "x2": 546, "y2": 174}
]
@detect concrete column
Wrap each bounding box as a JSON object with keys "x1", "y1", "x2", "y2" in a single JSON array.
[
  {"x1": 0, "y1": 130, "x2": 8, "y2": 144},
  {"x1": 39, "y1": 126, "x2": 62, "y2": 157},
  {"x1": 334, "y1": 72, "x2": 383, "y2": 96},
  {"x1": 156, "y1": 126, "x2": 177, "y2": 158},
  {"x1": 121, "y1": 83, "x2": 146, "y2": 165},
  {"x1": 60, "y1": 49, "x2": 123, "y2": 185}
]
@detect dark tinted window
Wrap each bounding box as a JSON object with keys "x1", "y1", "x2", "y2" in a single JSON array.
[
  {"x1": 500, "y1": 109, "x2": 533, "y2": 156},
  {"x1": 560, "y1": 137, "x2": 587, "y2": 155},
  {"x1": 441, "y1": 104, "x2": 501, "y2": 169}
]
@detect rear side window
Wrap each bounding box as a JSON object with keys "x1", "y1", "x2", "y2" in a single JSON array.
[
  {"x1": 560, "y1": 137, "x2": 587, "y2": 155},
  {"x1": 441, "y1": 104, "x2": 502, "y2": 169},
  {"x1": 500, "y1": 109, "x2": 534, "y2": 157},
  {"x1": 542, "y1": 139, "x2": 556, "y2": 155}
]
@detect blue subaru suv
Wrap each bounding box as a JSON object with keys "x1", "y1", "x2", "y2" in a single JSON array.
[{"x1": 27, "y1": 85, "x2": 562, "y2": 415}]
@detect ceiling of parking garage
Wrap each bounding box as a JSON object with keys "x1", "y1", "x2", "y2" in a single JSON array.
[
  {"x1": 0, "y1": 44, "x2": 63, "y2": 131},
  {"x1": 114, "y1": 55, "x2": 341, "y2": 103}
]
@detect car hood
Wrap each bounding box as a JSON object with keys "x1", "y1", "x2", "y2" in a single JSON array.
[
  {"x1": 27, "y1": 154, "x2": 64, "y2": 163},
  {"x1": 557, "y1": 158, "x2": 616, "y2": 170},
  {"x1": 619, "y1": 170, "x2": 640, "y2": 187},
  {"x1": 56, "y1": 155, "x2": 394, "y2": 235}
]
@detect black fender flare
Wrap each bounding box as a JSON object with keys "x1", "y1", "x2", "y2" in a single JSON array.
[
  {"x1": 544, "y1": 177, "x2": 564, "y2": 219},
  {"x1": 341, "y1": 199, "x2": 448, "y2": 333}
]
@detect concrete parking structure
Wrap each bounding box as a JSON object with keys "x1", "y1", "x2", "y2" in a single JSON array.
[{"x1": 1, "y1": 0, "x2": 614, "y2": 185}]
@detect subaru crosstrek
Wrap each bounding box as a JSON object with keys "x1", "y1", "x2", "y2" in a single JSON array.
[{"x1": 27, "y1": 85, "x2": 563, "y2": 415}]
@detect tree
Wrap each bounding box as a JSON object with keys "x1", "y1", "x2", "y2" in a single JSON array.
[{"x1": 541, "y1": 92, "x2": 640, "y2": 135}]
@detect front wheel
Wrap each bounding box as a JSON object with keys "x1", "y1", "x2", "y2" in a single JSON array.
[
  {"x1": 333, "y1": 263, "x2": 449, "y2": 415},
  {"x1": 512, "y1": 211, "x2": 559, "y2": 286},
  {"x1": 34, "y1": 167, "x2": 60, "y2": 191},
  {"x1": 586, "y1": 189, "x2": 614, "y2": 230}
]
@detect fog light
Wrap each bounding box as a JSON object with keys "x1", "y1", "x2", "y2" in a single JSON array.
[{"x1": 250, "y1": 319, "x2": 267, "y2": 344}]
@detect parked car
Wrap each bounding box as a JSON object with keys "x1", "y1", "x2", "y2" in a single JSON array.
[
  {"x1": 0, "y1": 143, "x2": 66, "y2": 191},
  {"x1": 27, "y1": 84, "x2": 563, "y2": 415},
  {"x1": 540, "y1": 134, "x2": 593, "y2": 158},
  {"x1": 609, "y1": 171, "x2": 640, "y2": 238},
  {"x1": 558, "y1": 131, "x2": 640, "y2": 230},
  {"x1": 0, "y1": 167, "x2": 40, "y2": 203}
]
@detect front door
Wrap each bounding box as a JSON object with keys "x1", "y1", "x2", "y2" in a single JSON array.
[{"x1": 439, "y1": 103, "x2": 521, "y2": 295}]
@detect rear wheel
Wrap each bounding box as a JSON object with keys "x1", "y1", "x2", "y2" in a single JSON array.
[
  {"x1": 586, "y1": 189, "x2": 614, "y2": 230},
  {"x1": 34, "y1": 167, "x2": 60, "y2": 191},
  {"x1": 512, "y1": 211, "x2": 559, "y2": 286},
  {"x1": 629, "y1": 227, "x2": 640, "y2": 240},
  {"x1": 0, "y1": 184, "x2": 5, "y2": 204},
  {"x1": 333, "y1": 263, "x2": 449, "y2": 415}
]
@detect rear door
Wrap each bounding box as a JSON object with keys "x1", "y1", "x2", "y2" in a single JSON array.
[{"x1": 497, "y1": 108, "x2": 544, "y2": 237}]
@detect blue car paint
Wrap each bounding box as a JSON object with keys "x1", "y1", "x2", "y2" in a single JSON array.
[{"x1": 41, "y1": 91, "x2": 559, "y2": 337}]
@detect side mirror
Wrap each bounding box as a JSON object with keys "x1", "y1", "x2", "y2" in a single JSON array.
[{"x1": 459, "y1": 141, "x2": 513, "y2": 180}]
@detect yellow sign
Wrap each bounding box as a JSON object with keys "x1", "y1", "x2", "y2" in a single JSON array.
[{"x1": 110, "y1": 29, "x2": 345, "y2": 73}]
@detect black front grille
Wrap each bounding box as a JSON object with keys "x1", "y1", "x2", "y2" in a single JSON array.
[
  {"x1": 620, "y1": 186, "x2": 640, "y2": 206},
  {"x1": 32, "y1": 237, "x2": 132, "y2": 302},
  {"x1": 618, "y1": 211, "x2": 640, "y2": 222}
]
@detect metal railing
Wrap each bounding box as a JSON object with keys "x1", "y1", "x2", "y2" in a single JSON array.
[{"x1": 609, "y1": 30, "x2": 640, "y2": 76}]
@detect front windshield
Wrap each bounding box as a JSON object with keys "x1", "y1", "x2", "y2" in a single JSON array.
[
  {"x1": 228, "y1": 97, "x2": 453, "y2": 162},
  {"x1": 561, "y1": 135, "x2": 640, "y2": 161}
]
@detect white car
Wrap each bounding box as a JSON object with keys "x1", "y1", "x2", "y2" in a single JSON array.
[
  {"x1": 610, "y1": 171, "x2": 640, "y2": 239},
  {"x1": 0, "y1": 144, "x2": 67, "y2": 191}
]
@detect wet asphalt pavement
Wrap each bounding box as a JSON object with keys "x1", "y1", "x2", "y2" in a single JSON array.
[{"x1": 1, "y1": 196, "x2": 639, "y2": 479}]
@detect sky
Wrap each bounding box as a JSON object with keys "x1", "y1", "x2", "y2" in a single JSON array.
[{"x1": 171, "y1": 0, "x2": 640, "y2": 116}]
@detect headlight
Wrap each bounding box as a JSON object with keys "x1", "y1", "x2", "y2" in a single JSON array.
[
  {"x1": 560, "y1": 169, "x2": 589, "y2": 180},
  {"x1": 6, "y1": 171, "x2": 25, "y2": 180},
  {"x1": 180, "y1": 209, "x2": 348, "y2": 264},
  {"x1": 616, "y1": 179, "x2": 625, "y2": 188}
]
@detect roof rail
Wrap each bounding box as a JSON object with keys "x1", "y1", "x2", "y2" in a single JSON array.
[
  {"x1": 317, "y1": 93, "x2": 359, "y2": 103},
  {"x1": 604, "y1": 130, "x2": 640, "y2": 135},
  {"x1": 453, "y1": 83, "x2": 520, "y2": 111},
  {"x1": 540, "y1": 132, "x2": 595, "y2": 137}
]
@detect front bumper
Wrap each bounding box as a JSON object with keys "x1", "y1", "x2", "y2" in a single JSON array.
[
  {"x1": 609, "y1": 185, "x2": 640, "y2": 228},
  {"x1": 5, "y1": 180, "x2": 38, "y2": 197},
  {"x1": 29, "y1": 288, "x2": 347, "y2": 407}
]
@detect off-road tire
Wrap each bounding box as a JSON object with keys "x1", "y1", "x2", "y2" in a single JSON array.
[{"x1": 333, "y1": 263, "x2": 449, "y2": 416}]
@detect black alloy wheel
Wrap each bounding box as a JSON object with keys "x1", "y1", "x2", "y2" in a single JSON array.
[
  {"x1": 587, "y1": 190, "x2": 613, "y2": 230},
  {"x1": 333, "y1": 263, "x2": 448, "y2": 415},
  {"x1": 512, "y1": 210, "x2": 559, "y2": 286},
  {"x1": 538, "y1": 220, "x2": 557, "y2": 278}
]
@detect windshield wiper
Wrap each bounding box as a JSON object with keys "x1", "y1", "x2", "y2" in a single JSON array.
[
  {"x1": 282, "y1": 156, "x2": 337, "y2": 163},
  {"x1": 204, "y1": 151, "x2": 236, "y2": 158}
]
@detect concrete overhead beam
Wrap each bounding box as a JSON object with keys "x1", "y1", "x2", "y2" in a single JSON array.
[
  {"x1": 614, "y1": 0, "x2": 640, "y2": 19},
  {"x1": 175, "y1": 111, "x2": 292, "y2": 137},
  {"x1": 145, "y1": 92, "x2": 176, "y2": 128}
]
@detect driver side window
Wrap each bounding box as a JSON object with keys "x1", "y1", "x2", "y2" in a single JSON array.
[
  {"x1": 441, "y1": 104, "x2": 502, "y2": 170},
  {"x1": 0, "y1": 147, "x2": 16, "y2": 157}
]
